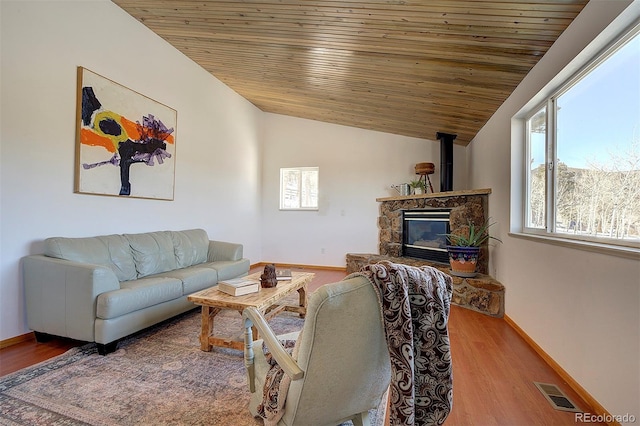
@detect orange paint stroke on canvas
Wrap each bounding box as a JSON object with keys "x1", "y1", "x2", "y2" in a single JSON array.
[
  {"x1": 81, "y1": 116, "x2": 175, "y2": 152},
  {"x1": 120, "y1": 116, "x2": 174, "y2": 144},
  {"x1": 122, "y1": 116, "x2": 175, "y2": 144},
  {"x1": 80, "y1": 128, "x2": 116, "y2": 152},
  {"x1": 120, "y1": 116, "x2": 141, "y2": 141}
]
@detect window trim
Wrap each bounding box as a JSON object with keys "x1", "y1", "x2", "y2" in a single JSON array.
[
  {"x1": 523, "y1": 102, "x2": 549, "y2": 234},
  {"x1": 509, "y1": 231, "x2": 640, "y2": 260},
  {"x1": 513, "y1": 17, "x2": 640, "y2": 258}
]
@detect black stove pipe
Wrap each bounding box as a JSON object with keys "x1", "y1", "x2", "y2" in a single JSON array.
[{"x1": 437, "y1": 132, "x2": 456, "y2": 192}]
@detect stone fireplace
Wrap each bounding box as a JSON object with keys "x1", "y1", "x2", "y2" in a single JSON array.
[
  {"x1": 346, "y1": 188, "x2": 505, "y2": 317},
  {"x1": 378, "y1": 188, "x2": 491, "y2": 274}
]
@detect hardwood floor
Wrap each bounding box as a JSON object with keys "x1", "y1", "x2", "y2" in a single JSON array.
[
  {"x1": 0, "y1": 266, "x2": 603, "y2": 425},
  {"x1": 0, "y1": 335, "x2": 80, "y2": 376},
  {"x1": 446, "y1": 305, "x2": 603, "y2": 425}
]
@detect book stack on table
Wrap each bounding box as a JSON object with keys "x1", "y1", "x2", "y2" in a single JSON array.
[
  {"x1": 218, "y1": 277, "x2": 260, "y2": 296},
  {"x1": 276, "y1": 269, "x2": 292, "y2": 281}
]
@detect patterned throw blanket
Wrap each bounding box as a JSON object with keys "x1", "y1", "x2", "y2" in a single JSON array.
[
  {"x1": 256, "y1": 339, "x2": 297, "y2": 426},
  {"x1": 256, "y1": 261, "x2": 453, "y2": 426},
  {"x1": 356, "y1": 261, "x2": 453, "y2": 426}
]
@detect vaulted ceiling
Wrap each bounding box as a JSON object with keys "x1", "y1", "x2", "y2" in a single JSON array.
[{"x1": 113, "y1": 0, "x2": 589, "y2": 145}]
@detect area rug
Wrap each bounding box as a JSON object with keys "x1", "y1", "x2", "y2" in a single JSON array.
[{"x1": 0, "y1": 304, "x2": 385, "y2": 425}]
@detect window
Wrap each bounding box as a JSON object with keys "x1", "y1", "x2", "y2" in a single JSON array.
[
  {"x1": 522, "y1": 23, "x2": 640, "y2": 250},
  {"x1": 279, "y1": 167, "x2": 319, "y2": 210}
]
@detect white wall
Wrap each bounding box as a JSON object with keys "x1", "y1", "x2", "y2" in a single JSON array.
[
  {"x1": 0, "y1": 1, "x2": 263, "y2": 340},
  {"x1": 0, "y1": 0, "x2": 468, "y2": 342},
  {"x1": 469, "y1": 0, "x2": 639, "y2": 417},
  {"x1": 260, "y1": 113, "x2": 467, "y2": 267}
]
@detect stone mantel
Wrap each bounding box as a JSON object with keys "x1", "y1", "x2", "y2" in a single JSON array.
[{"x1": 376, "y1": 188, "x2": 492, "y2": 203}]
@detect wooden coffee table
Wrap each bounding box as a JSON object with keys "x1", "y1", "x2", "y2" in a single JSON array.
[{"x1": 187, "y1": 271, "x2": 315, "y2": 351}]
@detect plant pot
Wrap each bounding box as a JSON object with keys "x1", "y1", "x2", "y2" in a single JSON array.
[{"x1": 447, "y1": 246, "x2": 480, "y2": 277}]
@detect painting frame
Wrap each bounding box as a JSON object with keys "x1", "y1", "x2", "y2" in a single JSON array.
[{"x1": 74, "y1": 67, "x2": 177, "y2": 200}]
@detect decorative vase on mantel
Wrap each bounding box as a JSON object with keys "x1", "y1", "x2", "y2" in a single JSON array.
[{"x1": 409, "y1": 180, "x2": 425, "y2": 196}]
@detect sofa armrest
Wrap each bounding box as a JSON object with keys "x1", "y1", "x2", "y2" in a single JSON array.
[
  {"x1": 23, "y1": 255, "x2": 120, "y2": 342},
  {"x1": 207, "y1": 240, "x2": 243, "y2": 262}
]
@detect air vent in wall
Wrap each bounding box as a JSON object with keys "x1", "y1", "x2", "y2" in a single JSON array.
[{"x1": 534, "y1": 382, "x2": 582, "y2": 412}]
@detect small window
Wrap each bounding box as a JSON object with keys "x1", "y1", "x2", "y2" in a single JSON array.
[{"x1": 279, "y1": 167, "x2": 319, "y2": 210}]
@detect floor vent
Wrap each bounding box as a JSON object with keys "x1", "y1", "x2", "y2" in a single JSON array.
[{"x1": 534, "y1": 382, "x2": 582, "y2": 412}]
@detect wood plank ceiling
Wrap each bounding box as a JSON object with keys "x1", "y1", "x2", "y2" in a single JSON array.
[{"x1": 113, "y1": 0, "x2": 588, "y2": 145}]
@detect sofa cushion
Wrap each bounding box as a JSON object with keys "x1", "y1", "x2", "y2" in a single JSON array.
[
  {"x1": 204, "y1": 258, "x2": 251, "y2": 281},
  {"x1": 157, "y1": 266, "x2": 218, "y2": 294},
  {"x1": 125, "y1": 231, "x2": 177, "y2": 278},
  {"x1": 44, "y1": 234, "x2": 137, "y2": 282},
  {"x1": 96, "y1": 276, "x2": 183, "y2": 320},
  {"x1": 171, "y1": 229, "x2": 209, "y2": 269}
]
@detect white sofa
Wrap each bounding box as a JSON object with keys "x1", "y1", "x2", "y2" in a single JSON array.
[{"x1": 23, "y1": 228, "x2": 249, "y2": 354}]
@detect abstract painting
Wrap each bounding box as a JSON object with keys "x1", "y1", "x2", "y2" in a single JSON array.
[{"x1": 75, "y1": 67, "x2": 177, "y2": 200}]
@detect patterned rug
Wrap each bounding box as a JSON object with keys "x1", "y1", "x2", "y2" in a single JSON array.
[{"x1": 0, "y1": 303, "x2": 385, "y2": 425}]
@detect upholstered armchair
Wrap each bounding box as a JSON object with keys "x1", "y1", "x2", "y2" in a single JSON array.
[{"x1": 242, "y1": 275, "x2": 391, "y2": 426}]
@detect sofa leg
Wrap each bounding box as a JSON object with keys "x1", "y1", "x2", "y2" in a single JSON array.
[
  {"x1": 96, "y1": 341, "x2": 119, "y2": 355},
  {"x1": 34, "y1": 331, "x2": 53, "y2": 343}
]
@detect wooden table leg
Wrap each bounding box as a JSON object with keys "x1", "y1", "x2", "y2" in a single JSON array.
[
  {"x1": 200, "y1": 306, "x2": 220, "y2": 352},
  {"x1": 283, "y1": 284, "x2": 309, "y2": 317},
  {"x1": 297, "y1": 285, "x2": 307, "y2": 318}
]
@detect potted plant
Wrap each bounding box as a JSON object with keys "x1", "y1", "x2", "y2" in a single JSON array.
[
  {"x1": 443, "y1": 218, "x2": 502, "y2": 277},
  {"x1": 409, "y1": 180, "x2": 426, "y2": 195}
]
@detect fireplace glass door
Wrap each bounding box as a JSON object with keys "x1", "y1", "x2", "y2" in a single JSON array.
[{"x1": 402, "y1": 209, "x2": 450, "y2": 263}]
